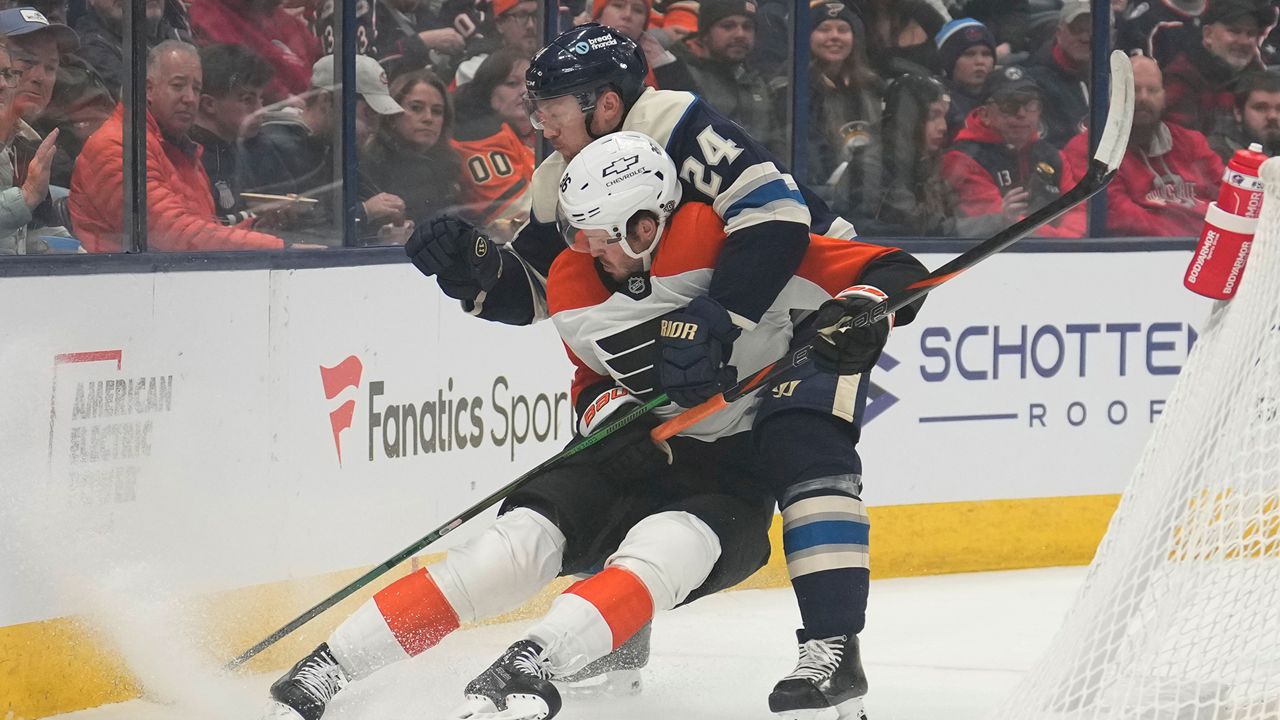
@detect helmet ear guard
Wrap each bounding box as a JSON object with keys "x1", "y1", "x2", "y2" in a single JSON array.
[{"x1": 557, "y1": 131, "x2": 683, "y2": 270}]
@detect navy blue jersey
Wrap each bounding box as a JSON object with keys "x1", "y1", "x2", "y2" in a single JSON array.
[{"x1": 464, "y1": 88, "x2": 856, "y2": 327}]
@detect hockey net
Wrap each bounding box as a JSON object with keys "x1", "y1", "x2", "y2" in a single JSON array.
[{"x1": 992, "y1": 160, "x2": 1280, "y2": 719}]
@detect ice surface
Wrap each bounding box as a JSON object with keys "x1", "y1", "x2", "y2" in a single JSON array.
[{"x1": 51, "y1": 566, "x2": 1085, "y2": 720}]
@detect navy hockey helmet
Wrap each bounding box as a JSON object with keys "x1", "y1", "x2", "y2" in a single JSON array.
[{"x1": 524, "y1": 23, "x2": 648, "y2": 129}]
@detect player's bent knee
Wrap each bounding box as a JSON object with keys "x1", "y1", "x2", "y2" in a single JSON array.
[
  {"x1": 430, "y1": 507, "x2": 566, "y2": 622},
  {"x1": 607, "y1": 511, "x2": 721, "y2": 611}
]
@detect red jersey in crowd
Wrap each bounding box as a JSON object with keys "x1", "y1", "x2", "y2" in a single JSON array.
[
  {"x1": 1063, "y1": 121, "x2": 1224, "y2": 237},
  {"x1": 942, "y1": 110, "x2": 1084, "y2": 237},
  {"x1": 190, "y1": 0, "x2": 321, "y2": 101}
]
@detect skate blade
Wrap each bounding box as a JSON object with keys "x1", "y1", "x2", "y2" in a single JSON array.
[
  {"x1": 258, "y1": 700, "x2": 307, "y2": 720},
  {"x1": 555, "y1": 668, "x2": 643, "y2": 699},
  {"x1": 774, "y1": 697, "x2": 867, "y2": 720},
  {"x1": 446, "y1": 693, "x2": 551, "y2": 720}
]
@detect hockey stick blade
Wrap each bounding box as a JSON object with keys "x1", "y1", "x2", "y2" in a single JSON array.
[
  {"x1": 225, "y1": 395, "x2": 667, "y2": 671},
  {"x1": 651, "y1": 51, "x2": 1135, "y2": 442}
]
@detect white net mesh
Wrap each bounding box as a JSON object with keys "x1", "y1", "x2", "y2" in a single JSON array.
[{"x1": 991, "y1": 158, "x2": 1280, "y2": 719}]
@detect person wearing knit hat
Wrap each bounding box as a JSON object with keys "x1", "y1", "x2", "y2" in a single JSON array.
[
  {"x1": 593, "y1": 0, "x2": 654, "y2": 39},
  {"x1": 674, "y1": 0, "x2": 778, "y2": 148},
  {"x1": 934, "y1": 18, "x2": 996, "y2": 139},
  {"x1": 453, "y1": 0, "x2": 539, "y2": 88},
  {"x1": 803, "y1": 0, "x2": 880, "y2": 190}
]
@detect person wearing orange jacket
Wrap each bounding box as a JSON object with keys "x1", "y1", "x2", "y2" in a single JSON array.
[
  {"x1": 70, "y1": 41, "x2": 285, "y2": 253},
  {"x1": 943, "y1": 66, "x2": 1084, "y2": 238}
]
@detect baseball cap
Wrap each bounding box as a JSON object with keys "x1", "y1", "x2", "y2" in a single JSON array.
[
  {"x1": 310, "y1": 54, "x2": 403, "y2": 115},
  {"x1": 698, "y1": 0, "x2": 756, "y2": 35},
  {"x1": 0, "y1": 7, "x2": 78, "y2": 53},
  {"x1": 1202, "y1": 0, "x2": 1273, "y2": 27},
  {"x1": 983, "y1": 65, "x2": 1040, "y2": 102},
  {"x1": 1059, "y1": 0, "x2": 1091, "y2": 23}
]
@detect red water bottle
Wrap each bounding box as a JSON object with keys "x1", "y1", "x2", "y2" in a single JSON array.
[{"x1": 1184, "y1": 144, "x2": 1269, "y2": 299}]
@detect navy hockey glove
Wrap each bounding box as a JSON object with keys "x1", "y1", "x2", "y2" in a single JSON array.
[
  {"x1": 575, "y1": 387, "x2": 672, "y2": 481},
  {"x1": 812, "y1": 285, "x2": 893, "y2": 375},
  {"x1": 657, "y1": 295, "x2": 741, "y2": 408},
  {"x1": 405, "y1": 215, "x2": 501, "y2": 300}
]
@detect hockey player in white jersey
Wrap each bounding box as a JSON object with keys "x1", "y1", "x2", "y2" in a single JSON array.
[{"x1": 263, "y1": 134, "x2": 926, "y2": 720}]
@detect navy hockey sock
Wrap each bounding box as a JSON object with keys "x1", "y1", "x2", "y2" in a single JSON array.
[{"x1": 755, "y1": 412, "x2": 870, "y2": 640}]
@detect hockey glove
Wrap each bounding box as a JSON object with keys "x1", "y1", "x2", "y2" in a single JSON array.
[
  {"x1": 576, "y1": 387, "x2": 672, "y2": 481},
  {"x1": 812, "y1": 285, "x2": 893, "y2": 375},
  {"x1": 405, "y1": 215, "x2": 501, "y2": 300},
  {"x1": 657, "y1": 295, "x2": 741, "y2": 408}
]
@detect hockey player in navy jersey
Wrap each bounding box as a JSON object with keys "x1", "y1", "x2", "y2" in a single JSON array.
[{"x1": 263, "y1": 134, "x2": 926, "y2": 720}]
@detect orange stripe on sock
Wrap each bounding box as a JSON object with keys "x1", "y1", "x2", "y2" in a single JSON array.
[
  {"x1": 566, "y1": 567, "x2": 654, "y2": 650},
  {"x1": 372, "y1": 568, "x2": 461, "y2": 656}
]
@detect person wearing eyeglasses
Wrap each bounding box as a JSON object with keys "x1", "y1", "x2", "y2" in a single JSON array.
[
  {"x1": 942, "y1": 65, "x2": 1084, "y2": 238},
  {"x1": 454, "y1": 0, "x2": 542, "y2": 88}
]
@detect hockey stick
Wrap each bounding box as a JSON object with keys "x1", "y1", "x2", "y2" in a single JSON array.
[
  {"x1": 651, "y1": 50, "x2": 1135, "y2": 443},
  {"x1": 225, "y1": 394, "x2": 667, "y2": 670},
  {"x1": 228, "y1": 53, "x2": 1132, "y2": 671}
]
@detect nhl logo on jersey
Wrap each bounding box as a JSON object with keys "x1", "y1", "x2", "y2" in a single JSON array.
[{"x1": 628, "y1": 276, "x2": 647, "y2": 295}]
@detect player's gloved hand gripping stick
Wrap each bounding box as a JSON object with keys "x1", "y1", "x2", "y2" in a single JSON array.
[
  {"x1": 652, "y1": 51, "x2": 1134, "y2": 443},
  {"x1": 227, "y1": 52, "x2": 1133, "y2": 672}
]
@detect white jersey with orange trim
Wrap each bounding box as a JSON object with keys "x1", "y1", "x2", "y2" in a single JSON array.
[{"x1": 547, "y1": 202, "x2": 928, "y2": 442}]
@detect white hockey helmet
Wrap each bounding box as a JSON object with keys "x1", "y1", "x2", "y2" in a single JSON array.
[{"x1": 557, "y1": 130, "x2": 682, "y2": 268}]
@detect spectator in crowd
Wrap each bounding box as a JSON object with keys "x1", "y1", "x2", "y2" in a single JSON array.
[
  {"x1": 943, "y1": 66, "x2": 1082, "y2": 237},
  {"x1": 1024, "y1": 0, "x2": 1093, "y2": 148},
  {"x1": 70, "y1": 41, "x2": 285, "y2": 251},
  {"x1": 846, "y1": 73, "x2": 982, "y2": 237},
  {"x1": 593, "y1": 0, "x2": 698, "y2": 88},
  {"x1": 189, "y1": 0, "x2": 321, "y2": 102},
  {"x1": 450, "y1": 47, "x2": 534, "y2": 236},
  {"x1": 31, "y1": 59, "x2": 112, "y2": 187},
  {"x1": 801, "y1": 1, "x2": 880, "y2": 191},
  {"x1": 1116, "y1": 0, "x2": 1204, "y2": 65},
  {"x1": 1067, "y1": 55, "x2": 1222, "y2": 237},
  {"x1": 453, "y1": 0, "x2": 540, "y2": 87},
  {"x1": 1209, "y1": 69, "x2": 1280, "y2": 160},
  {"x1": 1164, "y1": 0, "x2": 1271, "y2": 136},
  {"x1": 675, "y1": 0, "x2": 780, "y2": 152},
  {"x1": 935, "y1": 17, "x2": 995, "y2": 140},
  {"x1": 240, "y1": 53, "x2": 406, "y2": 244},
  {"x1": 956, "y1": 0, "x2": 1033, "y2": 61},
  {"x1": 0, "y1": 38, "x2": 60, "y2": 254},
  {"x1": 362, "y1": 69, "x2": 461, "y2": 239},
  {"x1": 74, "y1": 0, "x2": 184, "y2": 98},
  {"x1": 190, "y1": 43, "x2": 274, "y2": 225},
  {"x1": 0, "y1": 7, "x2": 75, "y2": 239},
  {"x1": 318, "y1": 0, "x2": 474, "y2": 80},
  {"x1": 859, "y1": 0, "x2": 949, "y2": 75}
]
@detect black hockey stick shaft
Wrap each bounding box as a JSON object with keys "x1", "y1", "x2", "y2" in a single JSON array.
[
  {"x1": 225, "y1": 394, "x2": 667, "y2": 670},
  {"x1": 652, "y1": 160, "x2": 1120, "y2": 442}
]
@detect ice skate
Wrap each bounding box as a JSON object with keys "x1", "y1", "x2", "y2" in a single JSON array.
[
  {"x1": 262, "y1": 643, "x2": 349, "y2": 720},
  {"x1": 449, "y1": 639, "x2": 563, "y2": 720},
  {"x1": 769, "y1": 632, "x2": 868, "y2": 720},
  {"x1": 554, "y1": 622, "x2": 649, "y2": 698}
]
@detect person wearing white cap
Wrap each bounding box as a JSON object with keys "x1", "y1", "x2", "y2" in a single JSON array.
[
  {"x1": 1024, "y1": 0, "x2": 1094, "y2": 148},
  {"x1": 240, "y1": 54, "x2": 409, "y2": 244}
]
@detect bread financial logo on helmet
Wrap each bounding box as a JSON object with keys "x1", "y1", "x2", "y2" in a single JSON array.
[{"x1": 574, "y1": 41, "x2": 591, "y2": 54}]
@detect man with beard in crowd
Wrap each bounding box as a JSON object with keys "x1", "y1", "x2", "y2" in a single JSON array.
[
  {"x1": 1163, "y1": 0, "x2": 1272, "y2": 136},
  {"x1": 1065, "y1": 55, "x2": 1223, "y2": 237},
  {"x1": 1209, "y1": 69, "x2": 1280, "y2": 161},
  {"x1": 673, "y1": 0, "x2": 780, "y2": 153}
]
